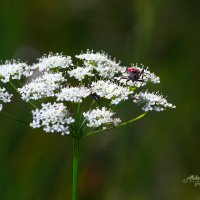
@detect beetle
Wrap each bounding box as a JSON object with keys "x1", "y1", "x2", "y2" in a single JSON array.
[
  {"x1": 91, "y1": 92, "x2": 100, "y2": 101},
  {"x1": 120, "y1": 67, "x2": 145, "y2": 83},
  {"x1": 90, "y1": 88, "x2": 100, "y2": 101}
]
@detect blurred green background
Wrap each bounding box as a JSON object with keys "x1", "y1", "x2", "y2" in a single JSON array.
[{"x1": 0, "y1": 0, "x2": 199, "y2": 199}]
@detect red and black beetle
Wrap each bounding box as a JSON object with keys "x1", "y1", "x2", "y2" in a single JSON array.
[{"x1": 120, "y1": 67, "x2": 145, "y2": 83}]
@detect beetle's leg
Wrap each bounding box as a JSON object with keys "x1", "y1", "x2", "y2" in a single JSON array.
[
  {"x1": 126, "y1": 77, "x2": 131, "y2": 85},
  {"x1": 119, "y1": 76, "x2": 129, "y2": 81},
  {"x1": 137, "y1": 79, "x2": 145, "y2": 87},
  {"x1": 119, "y1": 76, "x2": 130, "y2": 84},
  {"x1": 140, "y1": 69, "x2": 144, "y2": 80}
]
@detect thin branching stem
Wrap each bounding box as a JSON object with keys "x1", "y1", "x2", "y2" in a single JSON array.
[
  {"x1": 84, "y1": 112, "x2": 147, "y2": 137},
  {"x1": 9, "y1": 80, "x2": 38, "y2": 109},
  {"x1": 79, "y1": 100, "x2": 96, "y2": 133},
  {"x1": 0, "y1": 111, "x2": 29, "y2": 125}
]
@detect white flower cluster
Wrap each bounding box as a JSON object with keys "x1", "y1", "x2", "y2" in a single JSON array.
[
  {"x1": 140, "y1": 66, "x2": 160, "y2": 84},
  {"x1": 68, "y1": 65, "x2": 93, "y2": 81},
  {"x1": 56, "y1": 86, "x2": 90, "y2": 103},
  {"x1": 33, "y1": 53, "x2": 73, "y2": 71},
  {"x1": 0, "y1": 60, "x2": 32, "y2": 83},
  {"x1": 76, "y1": 50, "x2": 110, "y2": 61},
  {"x1": 76, "y1": 50, "x2": 124, "y2": 78},
  {"x1": 133, "y1": 91, "x2": 176, "y2": 112},
  {"x1": 91, "y1": 80, "x2": 133, "y2": 104},
  {"x1": 18, "y1": 72, "x2": 65, "y2": 101},
  {"x1": 30, "y1": 103, "x2": 74, "y2": 135},
  {"x1": 83, "y1": 107, "x2": 121, "y2": 128},
  {"x1": 0, "y1": 50, "x2": 175, "y2": 136},
  {"x1": 0, "y1": 87, "x2": 12, "y2": 111}
]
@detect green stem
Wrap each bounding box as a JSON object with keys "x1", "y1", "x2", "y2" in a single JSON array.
[
  {"x1": 79, "y1": 100, "x2": 95, "y2": 132},
  {"x1": 72, "y1": 138, "x2": 80, "y2": 200},
  {"x1": 0, "y1": 111, "x2": 29, "y2": 124},
  {"x1": 74, "y1": 103, "x2": 81, "y2": 136},
  {"x1": 84, "y1": 112, "x2": 147, "y2": 137},
  {"x1": 113, "y1": 112, "x2": 147, "y2": 129},
  {"x1": 9, "y1": 80, "x2": 37, "y2": 109},
  {"x1": 9, "y1": 80, "x2": 18, "y2": 91},
  {"x1": 27, "y1": 100, "x2": 38, "y2": 109}
]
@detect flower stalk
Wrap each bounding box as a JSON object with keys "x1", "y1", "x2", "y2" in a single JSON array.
[
  {"x1": 72, "y1": 138, "x2": 80, "y2": 200},
  {"x1": 0, "y1": 111, "x2": 29, "y2": 124},
  {"x1": 84, "y1": 112, "x2": 147, "y2": 137}
]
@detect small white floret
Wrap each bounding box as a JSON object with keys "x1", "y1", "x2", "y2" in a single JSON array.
[
  {"x1": 76, "y1": 50, "x2": 124, "y2": 78},
  {"x1": 83, "y1": 107, "x2": 121, "y2": 128},
  {"x1": 18, "y1": 72, "x2": 65, "y2": 101},
  {"x1": 133, "y1": 91, "x2": 176, "y2": 112},
  {"x1": 0, "y1": 60, "x2": 32, "y2": 83},
  {"x1": 56, "y1": 86, "x2": 90, "y2": 103},
  {"x1": 33, "y1": 53, "x2": 73, "y2": 71},
  {"x1": 68, "y1": 65, "x2": 94, "y2": 81},
  {"x1": 91, "y1": 80, "x2": 133, "y2": 104},
  {"x1": 0, "y1": 87, "x2": 13, "y2": 111},
  {"x1": 30, "y1": 102, "x2": 74, "y2": 135}
]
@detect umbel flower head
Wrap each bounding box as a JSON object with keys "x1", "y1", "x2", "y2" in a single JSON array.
[
  {"x1": 0, "y1": 60, "x2": 32, "y2": 83},
  {"x1": 0, "y1": 87, "x2": 12, "y2": 111},
  {"x1": 0, "y1": 51, "x2": 175, "y2": 137}
]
